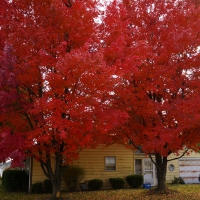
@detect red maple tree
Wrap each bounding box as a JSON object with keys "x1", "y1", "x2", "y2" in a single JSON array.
[
  {"x1": 100, "y1": 0, "x2": 200, "y2": 191},
  {"x1": 2, "y1": 0, "x2": 200, "y2": 196},
  {"x1": 0, "y1": 0, "x2": 127, "y2": 199}
]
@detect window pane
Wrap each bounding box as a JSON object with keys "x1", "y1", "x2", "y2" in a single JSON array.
[
  {"x1": 105, "y1": 157, "x2": 116, "y2": 171},
  {"x1": 135, "y1": 159, "x2": 142, "y2": 174},
  {"x1": 106, "y1": 157, "x2": 115, "y2": 164},
  {"x1": 144, "y1": 160, "x2": 153, "y2": 170},
  {"x1": 106, "y1": 165, "x2": 116, "y2": 170}
]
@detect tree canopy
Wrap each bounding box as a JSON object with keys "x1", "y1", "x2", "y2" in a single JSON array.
[
  {"x1": 0, "y1": 0, "x2": 127, "y2": 198},
  {"x1": 99, "y1": 0, "x2": 200, "y2": 153},
  {"x1": 1, "y1": 0, "x2": 200, "y2": 196},
  {"x1": 100, "y1": 0, "x2": 200, "y2": 191}
]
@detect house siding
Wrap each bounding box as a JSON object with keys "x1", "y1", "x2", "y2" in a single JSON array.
[
  {"x1": 32, "y1": 160, "x2": 48, "y2": 184},
  {"x1": 31, "y1": 146, "x2": 200, "y2": 190},
  {"x1": 136, "y1": 152, "x2": 200, "y2": 184},
  {"x1": 32, "y1": 157, "x2": 55, "y2": 185},
  {"x1": 72, "y1": 144, "x2": 134, "y2": 189},
  {"x1": 32, "y1": 144, "x2": 134, "y2": 190},
  {"x1": 166, "y1": 154, "x2": 180, "y2": 183},
  {"x1": 166, "y1": 151, "x2": 200, "y2": 183}
]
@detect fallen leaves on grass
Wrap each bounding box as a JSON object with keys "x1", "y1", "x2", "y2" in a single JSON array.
[
  {"x1": 1, "y1": 184, "x2": 200, "y2": 200},
  {"x1": 63, "y1": 186, "x2": 200, "y2": 200}
]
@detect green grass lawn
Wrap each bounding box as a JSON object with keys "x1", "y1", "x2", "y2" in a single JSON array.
[{"x1": 0, "y1": 184, "x2": 200, "y2": 200}]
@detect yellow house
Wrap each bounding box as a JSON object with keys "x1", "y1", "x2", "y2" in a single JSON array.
[
  {"x1": 27, "y1": 144, "x2": 134, "y2": 190},
  {"x1": 135, "y1": 150, "x2": 200, "y2": 185},
  {"x1": 27, "y1": 144, "x2": 200, "y2": 192}
]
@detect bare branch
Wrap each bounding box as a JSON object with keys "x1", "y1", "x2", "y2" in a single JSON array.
[
  {"x1": 167, "y1": 148, "x2": 189, "y2": 162},
  {"x1": 40, "y1": 162, "x2": 50, "y2": 179},
  {"x1": 127, "y1": 137, "x2": 142, "y2": 152},
  {"x1": 149, "y1": 154, "x2": 157, "y2": 166}
]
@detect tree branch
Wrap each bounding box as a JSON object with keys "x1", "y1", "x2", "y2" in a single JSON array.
[
  {"x1": 149, "y1": 153, "x2": 157, "y2": 166},
  {"x1": 167, "y1": 148, "x2": 189, "y2": 162},
  {"x1": 40, "y1": 161, "x2": 50, "y2": 179},
  {"x1": 127, "y1": 136, "x2": 142, "y2": 152},
  {"x1": 63, "y1": 0, "x2": 72, "y2": 7}
]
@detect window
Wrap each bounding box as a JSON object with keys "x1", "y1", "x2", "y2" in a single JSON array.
[
  {"x1": 105, "y1": 156, "x2": 116, "y2": 171},
  {"x1": 168, "y1": 164, "x2": 175, "y2": 171},
  {"x1": 135, "y1": 159, "x2": 142, "y2": 174}
]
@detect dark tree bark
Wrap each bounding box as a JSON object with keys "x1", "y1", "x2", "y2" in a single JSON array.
[
  {"x1": 149, "y1": 148, "x2": 189, "y2": 192},
  {"x1": 39, "y1": 151, "x2": 64, "y2": 200},
  {"x1": 155, "y1": 154, "x2": 167, "y2": 192},
  {"x1": 50, "y1": 152, "x2": 63, "y2": 200}
]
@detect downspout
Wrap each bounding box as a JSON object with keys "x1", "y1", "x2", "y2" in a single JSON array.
[{"x1": 28, "y1": 157, "x2": 33, "y2": 193}]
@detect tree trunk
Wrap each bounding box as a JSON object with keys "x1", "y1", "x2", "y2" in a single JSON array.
[
  {"x1": 155, "y1": 154, "x2": 167, "y2": 192},
  {"x1": 51, "y1": 177, "x2": 62, "y2": 200},
  {"x1": 40, "y1": 151, "x2": 64, "y2": 200},
  {"x1": 50, "y1": 152, "x2": 63, "y2": 200}
]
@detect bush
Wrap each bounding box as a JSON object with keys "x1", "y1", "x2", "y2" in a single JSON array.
[
  {"x1": 63, "y1": 165, "x2": 85, "y2": 192},
  {"x1": 109, "y1": 178, "x2": 124, "y2": 189},
  {"x1": 171, "y1": 176, "x2": 185, "y2": 184},
  {"x1": 88, "y1": 179, "x2": 103, "y2": 191},
  {"x1": 2, "y1": 170, "x2": 28, "y2": 192},
  {"x1": 31, "y1": 182, "x2": 43, "y2": 194},
  {"x1": 126, "y1": 174, "x2": 143, "y2": 188},
  {"x1": 43, "y1": 179, "x2": 52, "y2": 193}
]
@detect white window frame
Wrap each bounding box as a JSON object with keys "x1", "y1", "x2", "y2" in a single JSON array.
[{"x1": 105, "y1": 156, "x2": 116, "y2": 171}]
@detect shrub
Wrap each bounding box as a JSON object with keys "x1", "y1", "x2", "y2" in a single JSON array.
[
  {"x1": 2, "y1": 170, "x2": 28, "y2": 192},
  {"x1": 171, "y1": 176, "x2": 185, "y2": 184},
  {"x1": 88, "y1": 179, "x2": 103, "y2": 191},
  {"x1": 109, "y1": 178, "x2": 124, "y2": 189},
  {"x1": 126, "y1": 174, "x2": 143, "y2": 188},
  {"x1": 31, "y1": 182, "x2": 43, "y2": 194},
  {"x1": 63, "y1": 165, "x2": 85, "y2": 192},
  {"x1": 43, "y1": 179, "x2": 52, "y2": 193}
]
